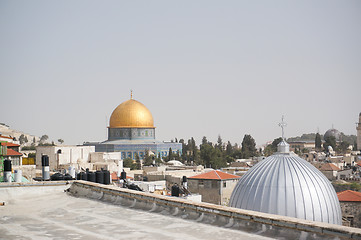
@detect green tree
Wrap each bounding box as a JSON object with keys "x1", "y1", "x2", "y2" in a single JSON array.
[
  {"x1": 164, "y1": 147, "x2": 173, "y2": 162},
  {"x1": 200, "y1": 143, "x2": 226, "y2": 169},
  {"x1": 232, "y1": 149, "x2": 242, "y2": 159},
  {"x1": 225, "y1": 141, "x2": 235, "y2": 163},
  {"x1": 202, "y1": 136, "x2": 208, "y2": 145},
  {"x1": 123, "y1": 158, "x2": 136, "y2": 170},
  {"x1": 186, "y1": 137, "x2": 199, "y2": 165},
  {"x1": 350, "y1": 182, "x2": 361, "y2": 191},
  {"x1": 143, "y1": 150, "x2": 154, "y2": 166},
  {"x1": 211, "y1": 147, "x2": 226, "y2": 169},
  {"x1": 175, "y1": 150, "x2": 180, "y2": 160},
  {"x1": 263, "y1": 137, "x2": 283, "y2": 156},
  {"x1": 336, "y1": 141, "x2": 349, "y2": 154},
  {"x1": 135, "y1": 153, "x2": 141, "y2": 170},
  {"x1": 216, "y1": 135, "x2": 224, "y2": 151},
  {"x1": 315, "y1": 133, "x2": 322, "y2": 149},
  {"x1": 58, "y1": 139, "x2": 64, "y2": 144},
  {"x1": 40, "y1": 135, "x2": 49, "y2": 143},
  {"x1": 323, "y1": 136, "x2": 336, "y2": 152},
  {"x1": 200, "y1": 143, "x2": 212, "y2": 167},
  {"x1": 226, "y1": 141, "x2": 233, "y2": 156},
  {"x1": 179, "y1": 139, "x2": 187, "y2": 163},
  {"x1": 33, "y1": 137, "x2": 36, "y2": 144},
  {"x1": 241, "y1": 134, "x2": 258, "y2": 159},
  {"x1": 19, "y1": 134, "x2": 26, "y2": 144},
  {"x1": 155, "y1": 153, "x2": 162, "y2": 165}
]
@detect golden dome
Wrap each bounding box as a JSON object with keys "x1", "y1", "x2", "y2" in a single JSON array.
[{"x1": 109, "y1": 99, "x2": 154, "y2": 128}]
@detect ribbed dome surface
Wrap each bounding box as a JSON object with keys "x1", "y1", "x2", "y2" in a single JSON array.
[
  {"x1": 109, "y1": 99, "x2": 154, "y2": 128},
  {"x1": 229, "y1": 152, "x2": 342, "y2": 225}
]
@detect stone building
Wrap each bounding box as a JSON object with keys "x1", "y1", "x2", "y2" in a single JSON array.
[
  {"x1": 90, "y1": 93, "x2": 182, "y2": 160},
  {"x1": 319, "y1": 162, "x2": 340, "y2": 180},
  {"x1": 36, "y1": 145, "x2": 95, "y2": 170},
  {"x1": 188, "y1": 170, "x2": 240, "y2": 205},
  {"x1": 1, "y1": 142, "x2": 22, "y2": 166},
  {"x1": 337, "y1": 190, "x2": 361, "y2": 228},
  {"x1": 288, "y1": 140, "x2": 315, "y2": 152}
]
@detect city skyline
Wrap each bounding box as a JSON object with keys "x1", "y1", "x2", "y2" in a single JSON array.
[{"x1": 1, "y1": 1, "x2": 360, "y2": 146}]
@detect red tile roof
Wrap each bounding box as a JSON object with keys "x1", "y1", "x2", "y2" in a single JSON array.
[
  {"x1": 5, "y1": 149, "x2": 22, "y2": 156},
  {"x1": 111, "y1": 172, "x2": 133, "y2": 181},
  {"x1": 337, "y1": 190, "x2": 361, "y2": 202},
  {"x1": 189, "y1": 170, "x2": 240, "y2": 180},
  {"x1": 356, "y1": 161, "x2": 361, "y2": 167},
  {"x1": 320, "y1": 163, "x2": 340, "y2": 171},
  {"x1": 0, "y1": 135, "x2": 13, "y2": 140},
  {"x1": 1, "y1": 142, "x2": 20, "y2": 147}
]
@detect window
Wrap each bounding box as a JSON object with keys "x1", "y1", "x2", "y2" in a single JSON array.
[
  {"x1": 198, "y1": 180, "x2": 204, "y2": 186},
  {"x1": 223, "y1": 182, "x2": 227, "y2": 188}
]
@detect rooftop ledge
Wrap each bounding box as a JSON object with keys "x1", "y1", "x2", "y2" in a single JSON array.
[
  {"x1": 68, "y1": 180, "x2": 361, "y2": 240},
  {"x1": 2, "y1": 180, "x2": 360, "y2": 239}
]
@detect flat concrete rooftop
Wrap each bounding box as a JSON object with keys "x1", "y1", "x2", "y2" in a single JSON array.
[{"x1": 0, "y1": 183, "x2": 270, "y2": 240}]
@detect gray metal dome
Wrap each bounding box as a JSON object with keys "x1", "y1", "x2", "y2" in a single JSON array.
[
  {"x1": 324, "y1": 128, "x2": 341, "y2": 141},
  {"x1": 229, "y1": 140, "x2": 342, "y2": 225}
]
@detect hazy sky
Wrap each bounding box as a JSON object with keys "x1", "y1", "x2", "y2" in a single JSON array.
[{"x1": 1, "y1": 1, "x2": 360, "y2": 146}]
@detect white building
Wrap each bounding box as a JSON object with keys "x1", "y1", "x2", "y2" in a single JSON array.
[{"x1": 36, "y1": 145, "x2": 95, "y2": 170}]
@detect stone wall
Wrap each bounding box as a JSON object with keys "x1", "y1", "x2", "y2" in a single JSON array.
[
  {"x1": 340, "y1": 201, "x2": 361, "y2": 228},
  {"x1": 221, "y1": 179, "x2": 238, "y2": 206},
  {"x1": 188, "y1": 179, "x2": 221, "y2": 205}
]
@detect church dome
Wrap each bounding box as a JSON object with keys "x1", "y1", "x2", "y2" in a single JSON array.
[
  {"x1": 324, "y1": 128, "x2": 341, "y2": 141},
  {"x1": 109, "y1": 99, "x2": 154, "y2": 128},
  {"x1": 229, "y1": 140, "x2": 342, "y2": 225}
]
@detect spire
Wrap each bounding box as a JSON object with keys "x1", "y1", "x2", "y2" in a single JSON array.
[
  {"x1": 130, "y1": 89, "x2": 133, "y2": 99},
  {"x1": 278, "y1": 115, "x2": 287, "y2": 140},
  {"x1": 277, "y1": 115, "x2": 289, "y2": 153}
]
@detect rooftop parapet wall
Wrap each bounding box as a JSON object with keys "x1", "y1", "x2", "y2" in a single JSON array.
[{"x1": 69, "y1": 181, "x2": 361, "y2": 240}]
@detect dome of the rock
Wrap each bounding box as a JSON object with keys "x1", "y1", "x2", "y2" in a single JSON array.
[{"x1": 109, "y1": 99, "x2": 154, "y2": 128}]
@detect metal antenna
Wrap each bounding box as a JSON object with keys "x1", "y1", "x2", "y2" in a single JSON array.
[{"x1": 278, "y1": 115, "x2": 287, "y2": 140}]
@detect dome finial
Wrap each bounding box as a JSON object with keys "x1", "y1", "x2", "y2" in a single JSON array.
[
  {"x1": 277, "y1": 115, "x2": 289, "y2": 153},
  {"x1": 278, "y1": 115, "x2": 287, "y2": 140},
  {"x1": 130, "y1": 89, "x2": 133, "y2": 99}
]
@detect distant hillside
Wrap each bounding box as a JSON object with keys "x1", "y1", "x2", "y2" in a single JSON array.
[
  {"x1": 287, "y1": 132, "x2": 357, "y2": 144},
  {"x1": 0, "y1": 123, "x2": 40, "y2": 146},
  {"x1": 287, "y1": 133, "x2": 319, "y2": 142}
]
